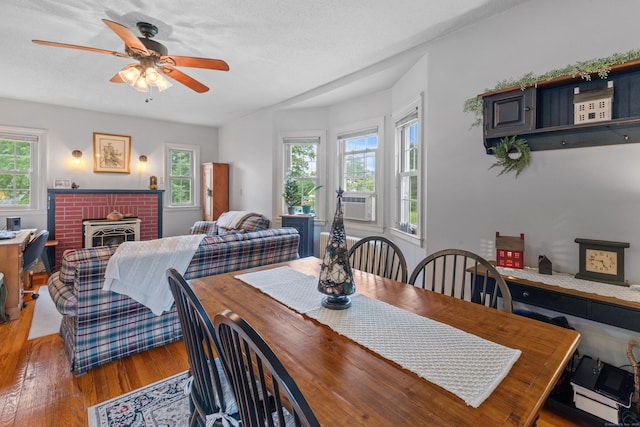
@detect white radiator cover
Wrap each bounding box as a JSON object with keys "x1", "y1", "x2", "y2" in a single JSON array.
[{"x1": 319, "y1": 232, "x2": 360, "y2": 259}]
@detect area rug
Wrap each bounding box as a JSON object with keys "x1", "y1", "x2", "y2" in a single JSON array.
[
  {"x1": 87, "y1": 371, "x2": 190, "y2": 427},
  {"x1": 27, "y1": 285, "x2": 63, "y2": 340}
]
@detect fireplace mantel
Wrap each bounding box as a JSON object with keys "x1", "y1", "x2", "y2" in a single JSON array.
[{"x1": 47, "y1": 189, "x2": 164, "y2": 266}]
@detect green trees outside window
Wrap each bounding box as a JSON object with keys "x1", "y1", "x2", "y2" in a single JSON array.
[{"x1": 0, "y1": 139, "x2": 31, "y2": 206}]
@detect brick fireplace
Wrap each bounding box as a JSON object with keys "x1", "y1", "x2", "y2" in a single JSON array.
[{"x1": 47, "y1": 189, "x2": 164, "y2": 267}]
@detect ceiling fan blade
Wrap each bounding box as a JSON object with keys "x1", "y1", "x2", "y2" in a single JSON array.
[
  {"x1": 102, "y1": 19, "x2": 149, "y2": 56},
  {"x1": 160, "y1": 55, "x2": 229, "y2": 71},
  {"x1": 32, "y1": 40, "x2": 128, "y2": 57},
  {"x1": 159, "y1": 66, "x2": 209, "y2": 93},
  {"x1": 110, "y1": 73, "x2": 124, "y2": 83}
]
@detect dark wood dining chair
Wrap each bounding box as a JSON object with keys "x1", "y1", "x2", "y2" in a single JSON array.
[
  {"x1": 348, "y1": 236, "x2": 408, "y2": 282},
  {"x1": 214, "y1": 309, "x2": 320, "y2": 427},
  {"x1": 166, "y1": 268, "x2": 239, "y2": 427},
  {"x1": 408, "y1": 249, "x2": 513, "y2": 312}
]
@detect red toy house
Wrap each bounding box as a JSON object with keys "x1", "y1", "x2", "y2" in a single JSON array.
[{"x1": 495, "y1": 232, "x2": 525, "y2": 269}]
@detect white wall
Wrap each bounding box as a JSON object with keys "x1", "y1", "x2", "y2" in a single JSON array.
[
  {"x1": 0, "y1": 97, "x2": 218, "y2": 236},
  {"x1": 412, "y1": 0, "x2": 640, "y2": 367},
  {"x1": 218, "y1": 0, "x2": 640, "y2": 366},
  {"x1": 218, "y1": 108, "x2": 276, "y2": 216}
]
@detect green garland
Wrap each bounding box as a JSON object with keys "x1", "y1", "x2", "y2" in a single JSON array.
[
  {"x1": 464, "y1": 48, "x2": 640, "y2": 128},
  {"x1": 489, "y1": 136, "x2": 531, "y2": 177}
]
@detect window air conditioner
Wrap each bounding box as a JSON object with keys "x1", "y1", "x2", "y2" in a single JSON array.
[{"x1": 342, "y1": 194, "x2": 375, "y2": 221}]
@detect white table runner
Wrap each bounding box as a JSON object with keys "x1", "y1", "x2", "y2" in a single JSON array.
[
  {"x1": 496, "y1": 266, "x2": 640, "y2": 303},
  {"x1": 235, "y1": 266, "x2": 521, "y2": 407}
]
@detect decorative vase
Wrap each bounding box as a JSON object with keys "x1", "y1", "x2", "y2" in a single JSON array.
[
  {"x1": 302, "y1": 205, "x2": 311, "y2": 214},
  {"x1": 287, "y1": 206, "x2": 296, "y2": 215},
  {"x1": 106, "y1": 210, "x2": 123, "y2": 221},
  {"x1": 317, "y1": 188, "x2": 355, "y2": 309}
]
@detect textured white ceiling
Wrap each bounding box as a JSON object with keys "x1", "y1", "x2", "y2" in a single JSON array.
[{"x1": 0, "y1": 0, "x2": 527, "y2": 127}]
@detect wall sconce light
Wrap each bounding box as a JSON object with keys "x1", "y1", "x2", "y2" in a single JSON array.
[
  {"x1": 72, "y1": 150, "x2": 83, "y2": 165},
  {"x1": 139, "y1": 155, "x2": 148, "y2": 169}
]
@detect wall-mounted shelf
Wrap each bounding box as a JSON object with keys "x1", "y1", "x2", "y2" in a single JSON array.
[{"x1": 481, "y1": 60, "x2": 640, "y2": 153}]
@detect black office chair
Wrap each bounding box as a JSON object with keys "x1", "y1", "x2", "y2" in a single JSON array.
[
  {"x1": 214, "y1": 309, "x2": 320, "y2": 427},
  {"x1": 166, "y1": 268, "x2": 239, "y2": 427},
  {"x1": 21, "y1": 230, "x2": 49, "y2": 302},
  {"x1": 348, "y1": 236, "x2": 408, "y2": 282},
  {"x1": 408, "y1": 248, "x2": 513, "y2": 312}
]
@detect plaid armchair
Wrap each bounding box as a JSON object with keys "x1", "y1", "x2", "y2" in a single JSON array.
[{"x1": 48, "y1": 228, "x2": 300, "y2": 376}]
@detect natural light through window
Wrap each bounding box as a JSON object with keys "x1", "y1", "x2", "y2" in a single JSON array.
[
  {"x1": 165, "y1": 144, "x2": 199, "y2": 208},
  {"x1": 0, "y1": 127, "x2": 43, "y2": 210},
  {"x1": 394, "y1": 99, "x2": 421, "y2": 239},
  {"x1": 283, "y1": 137, "x2": 321, "y2": 215}
]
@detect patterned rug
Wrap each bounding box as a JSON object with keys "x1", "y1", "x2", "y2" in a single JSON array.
[{"x1": 87, "y1": 371, "x2": 190, "y2": 427}]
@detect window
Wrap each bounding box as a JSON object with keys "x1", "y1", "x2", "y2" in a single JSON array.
[
  {"x1": 165, "y1": 143, "x2": 199, "y2": 208},
  {"x1": 283, "y1": 137, "x2": 321, "y2": 214},
  {"x1": 338, "y1": 127, "x2": 378, "y2": 193},
  {"x1": 394, "y1": 97, "x2": 422, "y2": 240},
  {"x1": 0, "y1": 126, "x2": 44, "y2": 210}
]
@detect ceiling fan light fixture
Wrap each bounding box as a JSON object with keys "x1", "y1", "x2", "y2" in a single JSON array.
[
  {"x1": 132, "y1": 76, "x2": 149, "y2": 92},
  {"x1": 155, "y1": 76, "x2": 173, "y2": 92},
  {"x1": 145, "y1": 67, "x2": 162, "y2": 85},
  {"x1": 118, "y1": 64, "x2": 142, "y2": 85}
]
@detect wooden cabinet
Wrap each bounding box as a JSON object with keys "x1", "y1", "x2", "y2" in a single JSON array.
[
  {"x1": 282, "y1": 215, "x2": 314, "y2": 257},
  {"x1": 0, "y1": 229, "x2": 33, "y2": 320},
  {"x1": 201, "y1": 162, "x2": 229, "y2": 221},
  {"x1": 481, "y1": 59, "x2": 640, "y2": 153}
]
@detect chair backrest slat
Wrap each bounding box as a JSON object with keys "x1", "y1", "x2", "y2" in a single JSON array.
[
  {"x1": 348, "y1": 236, "x2": 408, "y2": 283},
  {"x1": 214, "y1": 309, "x2": 321, "y2": 427},
  {"x1": 167, "y1": 268, "x2": 236, "y2": 425},
  {"x1": 408, "y1": 249, "x2": 513, "y2": 313}
]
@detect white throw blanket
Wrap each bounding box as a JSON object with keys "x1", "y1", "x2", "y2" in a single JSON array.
[
  {"x1": 216, "y1": 211, "x2": 259, "y2": 229},
  {"x1": 103, "y1": 234, "x2": 205, "y2": 315}
]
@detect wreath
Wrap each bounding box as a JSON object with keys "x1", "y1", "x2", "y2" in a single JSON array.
[{"x1": 489, "y1": 135, "x2": 531, "y2": 177}]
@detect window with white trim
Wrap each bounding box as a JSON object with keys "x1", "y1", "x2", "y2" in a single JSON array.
[
  {"x1": 0, "y1": 127, "x2": 44, "y2": 210},
  {"x1": 394, "y1": 101, "x2": 421, "y2": 238},
  {"x1": 165, "y1": 143, "x2": 199, "y2": 208},
  {"x1": 338, "y1": 127, "x2": 378, "y2": 193},
  {"x1": 283, "y1": 137, "x2": 321, "y2": 215}
]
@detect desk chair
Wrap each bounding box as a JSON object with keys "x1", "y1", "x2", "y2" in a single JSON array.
[
  {"x1": 409, "y1": 248, "x2": 513, "y2": 313},
  {"x1": 21, "y1": 230, "x2": 49, "y2": 302},
  {"x1": 348, "y1": 236, "x2": 408, "y2": 282},
  {"x1": 214, "y1": 309, "x2": 320, "y2": 427},
  {"x1": 166, "y1": 268, "x2": 239, "y2": 427}
]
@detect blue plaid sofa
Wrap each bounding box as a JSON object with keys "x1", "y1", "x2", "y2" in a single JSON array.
[
  {"x1": 48, "y1": 228, "x2": 300, "y2": 376},
  {"x1": 189, "y1": 213, "x2": 270, "y2": 235}
]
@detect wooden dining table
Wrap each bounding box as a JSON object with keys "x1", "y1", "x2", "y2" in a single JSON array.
[{"x1": 190, "y1": 257, "x2": 580, "y2": 426}]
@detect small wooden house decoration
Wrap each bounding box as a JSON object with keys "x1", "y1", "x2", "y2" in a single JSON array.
[
  {"x1": 496, "y1": 232, "x2": 525, "y2": 269},
  {"x1": 538, "y1": 255, "x2": 552, "y2": 275},
  {"x1": 573, "y1": 81, "x2": 613, "y2": 125}
]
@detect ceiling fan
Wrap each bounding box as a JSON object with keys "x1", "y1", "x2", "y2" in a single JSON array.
[{"x1": 33, "y1": 19, "x2": 229, "y2": 93}]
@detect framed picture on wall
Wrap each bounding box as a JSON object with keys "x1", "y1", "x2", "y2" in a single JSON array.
[
  {"x1": 53, "y1": 178, "x2": 71, "y2": 188},
  {"x1": 93, "y1": 132, "x2": 131, "y2": 174}
]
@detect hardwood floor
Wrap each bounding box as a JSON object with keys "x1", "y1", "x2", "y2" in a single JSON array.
[{"x1": 0, "y1": 273, "x2": 599, "y2": 426}]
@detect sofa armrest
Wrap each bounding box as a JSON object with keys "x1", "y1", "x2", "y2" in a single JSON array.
[{"x1": 190, "y1": 221, "x2": 218, "y2": 235}]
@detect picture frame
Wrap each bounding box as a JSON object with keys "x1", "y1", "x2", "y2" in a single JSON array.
[
  {"x1": 93, "y1": 132, "x2": 131, "y2": 174},
  {"x1": 53, "y1": 178, "x2": 71, "y2": 189}
]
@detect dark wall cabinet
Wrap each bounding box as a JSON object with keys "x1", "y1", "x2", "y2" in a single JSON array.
[
  {"x1": 282, "y1": 215, "x2": 314, "y2": 258},
  {"x1": 481, "y1": 60, "x2": 640, "y2": 152}
]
